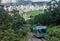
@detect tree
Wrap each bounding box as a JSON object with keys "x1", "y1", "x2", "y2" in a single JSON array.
[
  {"x1": 40, "y1": 0, "x2": 60, "y2": 25},
  {"x1": 0, "y1": 3, "x2": 13, "y2": 29},
  {"x1": 0, "y1": 2, "x2": 27, "y2": 41}
]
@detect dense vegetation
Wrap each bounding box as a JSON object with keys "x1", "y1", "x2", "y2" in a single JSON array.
[
  {"x1": 45, "y1": 26, "x2": 60, "y2": 41},
  {"x1": 27, "y1": 0, "x2": 60, "y2": 25},
  {"x1": 0, "y1": 0, "x2": 60, "y2": 41},
  {"x1": 45, "y1": 0, "x2": 60, "y2": 40},
  {"x1": 0, "y1": 2, "x2": 28, "y2": 41},
  {"x1": 26, "y1": 0, "x2": 60, "y2": 41}
]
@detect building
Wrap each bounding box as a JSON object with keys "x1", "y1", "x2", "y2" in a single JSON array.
[
  {"x1": 1, "y1": 0, "x2": 50, "y2": 13},
  {"x1": 1, "y1": 0, "x2": 50, "y2": 6}
]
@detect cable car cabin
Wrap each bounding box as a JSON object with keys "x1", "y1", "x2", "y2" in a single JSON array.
[{"x1": 32, "y1": 26, "x2": 47, "y2": 37}]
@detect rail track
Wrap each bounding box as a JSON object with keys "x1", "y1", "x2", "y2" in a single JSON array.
[
  {"x1": 40, "y1": 38, "x2": 47, "y2": 41},
  {"x1": 26, "y1": 32, "x2": 47, "y2": 41}
]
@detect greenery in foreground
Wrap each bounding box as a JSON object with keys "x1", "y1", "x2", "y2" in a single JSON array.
[
  {"x1": 0, "y1": 0, "x2": 60, "y2": 41},
  {"x1": 0, "y1": 3, "x2": 27, "y2": 41},
  {"x1": 45, "y1": 26, "x2": 60, "y2": 41}
]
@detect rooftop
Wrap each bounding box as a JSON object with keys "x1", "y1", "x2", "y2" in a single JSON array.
[{"x1": 33, "y1": 26, "x2": 47, "y2": 30}]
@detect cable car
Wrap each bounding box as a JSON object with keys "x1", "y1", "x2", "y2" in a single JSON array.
[{"x1": 32, "y1": 26, "x2": 47, "y2": 37}]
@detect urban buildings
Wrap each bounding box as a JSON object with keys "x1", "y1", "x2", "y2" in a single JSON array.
[{"x1": 1, "y1": 0, "x2": 50, "y2": 13}]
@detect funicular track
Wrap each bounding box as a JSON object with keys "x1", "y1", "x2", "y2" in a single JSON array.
[{"x1": 26, "y1": 32, "x2": 47, "y2": 41}]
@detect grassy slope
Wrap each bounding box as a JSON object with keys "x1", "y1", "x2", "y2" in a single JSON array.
[
  {"x1": 23, "y1": 10, "x2": 44, "y2": 20},
  {"x1": 26, "y1": 10, "x2": 44, "y2": 17}
]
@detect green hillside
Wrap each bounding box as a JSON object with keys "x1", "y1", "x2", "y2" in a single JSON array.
[
  {"x1": 27, "y1": 10, "x2": 44, "y2": 17},
  {"x1": 23, "y1": 10, "x2": 44, "y2": 20}
]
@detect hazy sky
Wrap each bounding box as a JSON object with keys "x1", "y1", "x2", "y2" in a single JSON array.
[
  {"x1": 31, "y1": 0, "x2": 51, "y2": 2},
  {"x1": 1, "y1": 0, "x2": 51, "y2": 3}
]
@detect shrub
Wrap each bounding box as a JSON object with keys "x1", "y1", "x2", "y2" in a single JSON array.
[{"x1": 45, "y1": 26, "x2": 60, "y2": 41}]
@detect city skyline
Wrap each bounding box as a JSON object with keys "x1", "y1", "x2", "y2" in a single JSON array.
[
  {"x1": 1, "y1": 0, "x2": 51, "y2": 3},
  {"x1": 31, "y1": 0, "x2": 50, "y2": 2}
]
